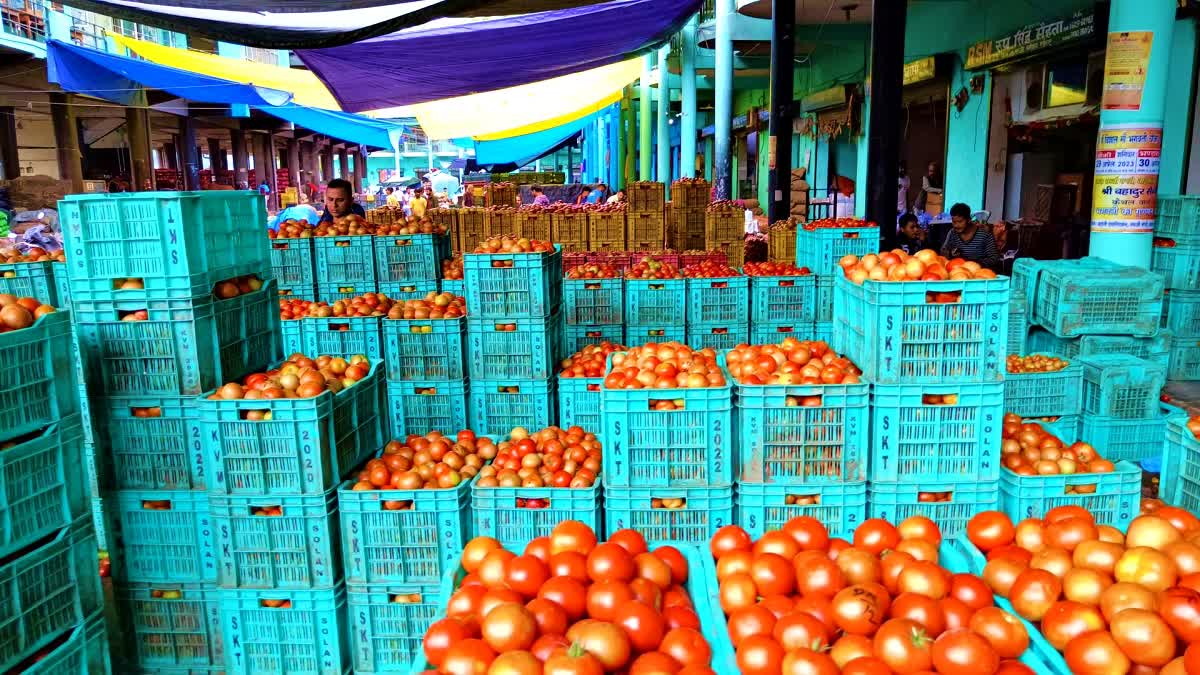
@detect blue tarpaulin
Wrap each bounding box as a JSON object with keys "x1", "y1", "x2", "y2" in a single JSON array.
[
  {"x1": 260, "y1": 106, "x2": 405, "y2": 150},
  {"x1": 473, "y1": 109, "x2": 597, "y2": 167}
]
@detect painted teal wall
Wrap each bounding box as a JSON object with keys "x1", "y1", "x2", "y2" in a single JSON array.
[
  {"x1": 944, "y1": 68, "x2": 991, "y2": 210},
  {"x1": 1161, "y1": 18, "x2": 1197, "y2": 196}
]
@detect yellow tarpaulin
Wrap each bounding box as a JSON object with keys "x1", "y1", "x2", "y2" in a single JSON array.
[
  {"x1": 109, "y1": 34, "x2": 341, "y2": 110},
  {"x1": 403, "y1": 57, "x2": 641, "y2": 140}
]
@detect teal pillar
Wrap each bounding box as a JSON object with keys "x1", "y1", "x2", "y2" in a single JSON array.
[
  {"x1": 640, "y1": 54, "x2": 654, "y2": 180},
  {"x1": 657, "y1": 44, "x2": 671, "y2": 197},
  {"x1": 713, "y1": 0, "x2": 734, "y2": 199},
  {"x1": 614, "y1": 105, "x2": 625, "y2": 189},
  {"x1": 681, "y1": 16, "x2": 698, "y2": 178},
  {"x1": 1089, "y1": 0, "x2": 1175, "y2": 268}
]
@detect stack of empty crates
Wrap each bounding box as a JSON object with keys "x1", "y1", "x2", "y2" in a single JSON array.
[
  {"x1": 832, "y1": 263, "x2": 1009, "y2": 537},
  {"x1": 705, "y1": 201, "x2": 746, "y2": 268},
  {"x1": 1154, "y1": 196, "x2": 1200, "y2": 380},
  {"x1": 799, "y1": 221, "x2": 879, "y2": 343},
  {"x1": 59, "y1": 191, "x2": 278, "y2": 673},
  {"x1": 668, "y1": 178, "x2": 710, "y2": 250},
  {"x1": 626, "y1": 181, "x2": 666, "y2": 250},
  {"x1": 463, "y1": 243, "x2": 562, "y2": 437}
]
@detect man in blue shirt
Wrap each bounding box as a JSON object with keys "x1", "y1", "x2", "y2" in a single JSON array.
[
  {"x1": 586, "y1": 184, "x2": 608, "y2": 204},
  {"x1": 319, "y1": 178, "x2": 366, "y2": 224}
]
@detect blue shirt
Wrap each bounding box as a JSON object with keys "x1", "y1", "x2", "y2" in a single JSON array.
[
  {"x1": 269, "y1": 204, "x2": 320, "y2": 231},
  {"x1": 586, "y1": 191, "x2": 604, "y2": 204},
  {"x1": 318, "y1": 202, "x2": 367, "y2": 224}
]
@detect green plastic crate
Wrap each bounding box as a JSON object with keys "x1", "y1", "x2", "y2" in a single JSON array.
[
  {"x1": 374, "y1": 233, "x2": 450, "y2": 283},
  {"x1": 1163, "y1": 415, "x2": 1200, "y2": 512},
  {"x1": 1169, "y1": 338, "x2": 1200, "y2": 380},
  {"x1": 735, "y1": 480, "x2": 866, "y2": 539},
  {"x1": 217, "y1": 585, "x2": 349, "y2": 675},
  {"x1": 112, "y1": 490, "x2": 216, "y2": 584},
  {"x1": 625, "y1": 278, "x2": 687, "y2": 327},
  {"x1": 868, "y1": 479, "x2": 1001, "y2": 539},
  {"x1": 211, "y1": 490, "x2": 340, "y2": 589},
  {"x1": 0, "y1": 415, "x2": 88, "y2": 559},
  {"x1": 115, "y1": 582, "x2": 223, "y2": 669},
  {"x1": 686, "y1": 275, "x2": 749, "y2": 324},
  {"x1": 378, "y1": 279, "x2": 439, "y2": 302},
  {"x1": 1079, "y1": 354, "x2": 1166, "y2": 419},
  {"x1": 0, "y1": 311, "x2": 80, "y2": 444},
  {"x1": 1155, "y1": 195, "x2": 1200, "y2": 242},
  {"x1": 557, "y1": 375, "x2": 604, "y2": 434},
  {"x1": 563, "y1": 324, "x2": 624, "y2": 358},
  {"x1": 269, "y1": 237, "x2": 315, "y2": 288},
  {"x1": 0, "y1": 260, "x2": 58, "y2": 305},
  {"x1": 463, "y1": 245, "x2": 562, "y2": 318},
  {"x1": 314, "y1": 235, "x2": 376, "y2": 286},
  {"x1": 1163, "y1": 289, "x2": 1200, "y2": 337},
  {"x1": 563, "y1": 277, "x2": 624, "y2": 325},
  {"x1": 1000, "y1": 461, "x2": 1140, "y2": 530},
  {"x1": 51, "y1": 261, "x2": 69, "y2": 309},
  {"x1": 749, "y1": 274, "x2": 817, "y2": 325},
  {"x1": 299, "y1": 315, "x2": 383, "y2": 360},
  {"x1": 685, "y1": 322, "x2": 749, "y2": 351},
  {"x1": 316, "y1": 281, "x2": 378, "y2": 303},
  {"x1": 1033, "y1": 258, "x2": 1163, "y2": 337},
  {"x1": 1079, "y1": 412, "x2": 1169, "y2": 463},
  {"x1": 466, "y1": 311, "x2": 561, "y2": 380},
  {"x1": 346, "y1": 582, "x2": 440, "y2": 674},
  {"x1": 1027, "y1": 328, "x2": 1172, "y2": 370},
  {"x1": 1151, "y1": 240, "x2": 1200, "y2": 289},
  {"x1": 604, "y1": 483, "x2": 734, "y2": 544},
  {"x1": 1003, "y1": 355, "x2": 1083, "y2": 418},
  {"x1": 385, "y1": 379, "x2": 468, "y2": 439},
  {"x1": 381, "y1": 317, "x2": 466, "y2": 381},
  {"x1": 467, "y1": 378, "x2": 555, "y2": 438},
  {"x1": 472, "y1": 482, "x2": 601, "y2": 552},
  {"x1": 795, "y1": 224, "x2": 879, "y2": 275}
]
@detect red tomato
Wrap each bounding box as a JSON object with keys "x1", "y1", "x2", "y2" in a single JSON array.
[
  {"x1": 652, "y1": 546, "x2": 689, "y2": 585},
  {"x1": 659, "y1": 627, "x2": 712, "y2": 669},
  {"x1": 608, "y1": 529, "x2": 649, "y2": 556},
  {"x1": 736, "y1": 634, "x2": 785, "y2": 675},
  {"x1": 423, "y1": 617, "x2": 471, "y2": 666},
  {"x1": 873, "y1": 619, "x2": 933, "y2": 674},
  {"x1": 853, "y1": 519, "x2": 900, "y2": 555},
  {"x1": 968, "y1": 606, "x2": 1030, "y2": 659},
  {"x1": 614, "y1": 600, "x2": 667, "y2": 654},
  {"x1": 967, "y1": 511, "x2": 1016, "y2": 552},
  {"x1": 711, "y1": 525, "x2": 753, "y2": 560},
  {"x1": 727, "y1": 605, "x2": 778, "y2": 647},
  {"x1": 931, "y1": 629, "x2": 1001, "y2": 675}
]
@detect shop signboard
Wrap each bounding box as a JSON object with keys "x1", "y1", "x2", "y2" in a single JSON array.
[
  {"x1": 1090, "y1": 123, "x2": 1162, "y2": 233},
  {"x1": 903, "y1": 57, "x2": 937, "y2": 85},
  {"x1": 966, "y1": 10, "x2": 1097, "y2": 70}
]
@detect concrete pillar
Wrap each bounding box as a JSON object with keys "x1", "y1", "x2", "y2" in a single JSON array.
[
  {"x1": 639, "y1": 54, "x2": 653, "y2": 180},
  {"x1": 680, "y1": 16, "x2": 699, "y2": 179},
  {"x1": 713, "y1": 0, "x2": 734, "y2": 199},
  {"x1": 0, "y1": 107, "x2": 19, "y2": 180},
  {"x1": 321, "y1": 143, "x2": 334, "y2": 183},
  {"x1": 162, "y1": 141, "x2": 177, "y2": 170},
  {"x1": 767, "y1": 0, "x2": 796, "y2": 223},
  {"x1": 125, "y1": 107, "x2": 153, "y2": 191},
  {"x1": 286, "y1": 138, "x2": 301, "y2": 195},
  {"x1": 864, "y1": 0, "x2": 906, "y2": 238},
  {"x1": 177, "y1": 114, "x2": 200, "y2": 191},
  {"x1": 657, "y1": 45, "x2": 671, "y2": 198},
  {"x1": 49, "y1": 93, "x2": 83, "y2": 192},
  {"x1": 1088, "y1": 0, "x2": 1175, "y2": 268},
  {"x1": 231, "y1": 131, "x2": 249, "y2": 188},
  {"x1": 338, "y1": 147, "x2": 350, "y2": 183}
]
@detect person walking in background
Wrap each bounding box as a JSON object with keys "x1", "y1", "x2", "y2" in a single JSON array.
[{"x1": 940, "y1": 202, "x2": 1000, "y2": 270}]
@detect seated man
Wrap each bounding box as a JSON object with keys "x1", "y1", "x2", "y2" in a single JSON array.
[{"x1": 319, "y1": 178, "x2": 366, "y2": 223}]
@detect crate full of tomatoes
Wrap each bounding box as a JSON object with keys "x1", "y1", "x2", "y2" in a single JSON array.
[
  {"x1": 793, "y1": 217, "x2": 879, "y2": 275},
  {"x1": 558, "y1": 342, "x2": 623, "y2": 433},
  {"x1": 745, "y1": 261, "x2": 816, "y2": 326},
  {"x1": 563, "y1": 263, "x2": 623, "y2": 325},
  {"x1": 463, "y1": 237, "x2": 562, "y2": 318},
  {"x1": 381, "y1": 292, "x2": 466, "y2": 382},
  {"x1": 374, "y1": 217, "x2": 452, "y2": 283},
  {"x1": 624, "y1": 257, "x2": 687, "y2": 327}
]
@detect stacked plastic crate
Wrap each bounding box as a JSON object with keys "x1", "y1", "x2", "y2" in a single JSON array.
[
  {"x1": 58, "y1": 191, "x2": 279, "y2": 673},
  {"x1": 832, "y1": 270, "x2": 1009, "y2": 537},
  {"x1": 626, "y1": 181, "x2": 666, "y2": 250},
  {"x1": 561, "y1": 264, "x2": 624, "y2": 390},
  {"x1": 684, "y1": 265, "x2": 749, "y2": 350},
  {"x1": 1154, "y1": 195, "x2": 1200, "y2": 380},
  {"x1": 464, "y1": 243, "x2": 562, "y2": 437},
  {"x1": 798, "y1": 220, "x2": 880, "y2": 343},
  {"x1": 624, "y1": 256, "x2": 687, "y2": 347},
  {"x1": 314, "y1": 227, "x2": 376, "y2": 303},
  {"x1": 748, "y1": 268, "x2": 817, "y2": 343}
]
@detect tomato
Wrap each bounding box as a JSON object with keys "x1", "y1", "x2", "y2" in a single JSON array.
[
  {"x1": 607, "y1": 529, "x2": 649, "y2": 556},
  {"x1": 854, "y1": 519, "x2": 901, "y2": 555},
  {"x1": 896, "y1": 560, "x2": 949, "y2": 600},
  {"x1": 967, "y1": 511, "x2": 1016, "y2": 552},
  {"x1": 1008, "y1": 569, "x2": 1061, "y2": 621},
  {"x1": 652, "y1": 546, "x2": 689, "y2": 585},
  {"x1": 757, "y1": 595, "x2": 795, "y2": 620},
  {"x1": 531, "y1": 634, "x2": 570, "y2": 662},
  {"x1": 543, "y1": 642, "x2": 605, "y2": 675},
  {"x1": 1126, "y1": 515, "x2": 1184, "y2": 550},
  {"x1": 988, "y1": 545, "x2": 1033, "y2": 566},
  {"x1": 487, "y1": 651, "x2": 541, "y2": 675},
  {"x1": 440, "y1": 638, "x2": 497, "y2": 675},
  {"x1": 1187, "y1": 643, "x2": 1200, "y2": 674},
  {"x1": 446, "y1": 585, "x2": 487, "y2": 618},
  {"x1": 793, "y1": 551, "x2": 846, "y2": 597},
  {"x1": 727, "y1": 606, "x2": 778, "y2": 647},
  {"x1": 895, "y1": 538, "x2": 938, "y2": 562},
  {"x1": 585, "y1": 580, "x2": 635, "y2": 621},
  {"x1": 736, "y1": 634, "x2": 785, "y2": 675},
  {"x1": 478, "y1": 549, "x2": 516, "y2": 589},
  {"x1": 662, "y1": 605, "x2": 701, "y2": 630},
  {"x1": 550, "y1": 520, "x2": 598, "y2": 556},
  {"x1": 1040, "y1": 600, "x2": 1105, "y2": 650},
  {"x1": 897, "y1": 515, "x2": 942, "y2": 546},
  {"x1": 633, "y1": 553, "x2": 674, "y2": 591},
  {"x1": 1159, "y1": 586, "x2": 1200, "y2": 642},
  {"x1": 524, "y1": 537, "x2": 552, "y2": 563},
  {"x1": 614, "y1": 600, "x2": 666, "y2": 654},
  {"x1": 1073, "y1": 540, "x2": 1123, "y2": 575},
  {"x1": 1044, "y1": 505, "x2": 1094, "y2": 525},
  {"x1": 754, "y1": 531, "x2": 802, "y2": 560},
  {"x1": 940, "y1": 597, "x2": 974, "y2": 632},
  {"x1": 423, "y1": 617, "x2": 471, "y2": 666},
  {"x1": 506, "y1": 555, "x2": 550, "y2": 598},
  {"x1": 1110, "y1": 607, "x2": 1177, "y2": 667},
  {"x1": 773, "y1": 611, "x2": 830, "y2": 651},
  {"x1": 549, "y1": 552, "x2": 590, "y2": 582},
  {"x1": 968, "y1": 606, "x2": 1029, "y2": 659},
  {"x1": 931, "y1": 629, "x2": 1000, "y2": 675},
  {"x1": 480, "y1": 589, "x2": 526, "y2": 617},
  {"x1": 995, "y1": 661, "x2": 1036, "y2": 675},
  {"x1": 1114, "y1": 547, "x2": 1178, "y2": 592},
  {"x1": 829, "y1": 634, "x2": 874, "y2": 667},
  {"x1": 880, "y1": 550, "x2": 916, "y2": 595},
  {"x1": 538, "y1": 577, "x2": 588, "y2": 621},
  {"x1": 526, "y1": 598, "x2": 568, "y2": 637},
  {"x1": 1014, "y1": 519, "x2": 1046, "y2": 553},
  {"x1": 1101, "y1": 582, "x2": 1159, "y2": 622},
  {"x1": 873, "y1": 618, "x2": 933, "y2": 674},
  {"x1": 1044, "y1": 516, "x2": 1099, "y2": 553},
  {"x1": 1030, "y1": 547, "x2": 1072, "y2": 579},
  {"x1": 567, "y1": 621, "x2": 631, "y2": 671},
  {"x1": 480, "y1": 603, "x2": 537, "y2": 652},
  {"x1": 783, "y1": 516, "x2": 831, "y2": 551},
  {"x1": 744, "y1": 553, "x2": 793, "y2": 596},
  {"x1": 1062, "y1": 567, "x2": 1113, "y2": 606},
  {"x1": 587, "y1": 543, "x2": 636, "y2": 583},
  {"x1": 659, "y1": 627, "x2": 712, "y2": 669},
  {"x1": 462, "y1": 537, "x2": 503, "y2": 573},
  {"x1": 710, "y1": 525, "x2": 753, "y2": 560},
  {"x1": 628, "y1": 651, "x2": 682, "y2": 675},
  {"x1": 832, "y1": 585, "x2": 889, "y2": 635},
  {"x1": 1064, "y1": 630, "x2": 1131, "y2": 675},
  {"x1": 790, "y1": 595, "x2": 837, "y2": 634},
  {"x1": 889, "y1": 593, "x2": 945, "y2": 636},
  {"x1": 949, "y1": 573, "x2": 993, "y2": 611},
  {"x1": 716, "y1": 550, "x2": 753, "y2": 581},
  {"x1": 720, "y1": 573, "x2": 758, "y2": 614},
  {"x1": 780, "y1": 648, "x2": 840, "y2": 675},
  {"x1": 836, "y1": 547, "x2": 882, "y2": 585},
  {"x1": 1156, "y1": 506, "x2": 1200, "y2": 535}
]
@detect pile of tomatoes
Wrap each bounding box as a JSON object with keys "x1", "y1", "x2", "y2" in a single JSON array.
[
  {"x1": 804, "y1": 218, "x2": 875, "y2": 230},
  {"x1": 418, "y1": 522, "x2": 716, "y2": 675},
  {"x1": 567, "y1": 263, "x2": 622, "y2": 280},
  {"x1": 210, "y1": 353, "x2": 371, "y2": 401},
  {"x1": 269, "y1": 219, "x2": 315, "y2": 238},
  {"x1": 712, "y1": 516, "x2": 1035, "y2": 674},
  {"x1": 0, "y1": 246, "x2": 64, "y2": 263},
  {"x1": 707, "y1": 200, "x2": 741, "y2": 214},
  {"x1": 1006, "y1": 355, "x2": 1070, "y2": 373},
  {"x1": 472, "y1": 236, "x2": 555, "y2": 254},
  {"x1": 375, "y1": 215, "x2": 448, "y2": 236},
  {"x1": 626, "y1": 258, "x2": 682, "y2": 280},
  {"x1": 475, "y1": 426, "x2": 601, "y2": 490},
  {"x1": 386, "y1": 292, "x2": 466, "y2": 320},
  {"x1": 277, "y1": 293, "x2": 395, "y2": 319},
  {"x1": 350, "y1": 431, "x2": 495, "y2": 495},
  {"x1": 560, "y1": 342, "x2": 625, "y2": 379},
  {"x1": 743, "y1": 262, "x2": 812, "y2": 277},
  {"x1": 442, "y1": 256, "x2": 464, "y2": 280},
  {"x1": 682, "y1": 261, "x2": 740, "y2": 278},
  {"x1": 602, "y1": 342, "x2": 726, "y2": 392},
  {"x1": 970, "y1": 508, "x2": 1200, "y2": 672},
  {"x1": 213, "y1": 275, "x2": 264, "y2": 299},
  {"x1": 839, "y1": 249, "x2": 998, "y2": 284},
  {"x1": 0, "y1": 294, "x2": 54, "y2": 332},
  {"x1": 725, "y1": 339, "x2": 861, "y2": 387},
  {"x1": 314, "y1": 214, "x2": 375, "y2": 236},
  {"x1": 1002, "y1": 413, "x2": 1117, "y2": 478},
  {"x1": 1184, "y1": 416, "x2": 1200, "y2": 440}
]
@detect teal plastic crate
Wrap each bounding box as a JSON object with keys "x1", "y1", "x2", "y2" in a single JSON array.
[
  {"x1": 269, "y1": 237, "x2": 315, "y2": 288},
  {"x1": 1169, "y1": 339, "x2": 1200, "y2": 380},
  {"x1": 749, "y1": 274, "x2": 817, "y2": 325},
  {"x1": 624, "y1": 324, "x2": 686, "y2": 344},
  {"x1": 0, "y1": 516, "x2": 103, "y2": 673},
  {"x1": 381, "y1": 317, "x2": 465, "y2": 381},
  {"x1": 602, "y1": 381, "x2": 733, "y2": 486},
  {"x1": 82, "y1": 611, "x2": 110, "y2": 675},
  {"x1": 868, "y1": 479, "x2": 1001, "y2": 538},
  {"x1": 377, "y1": 279, "x2": 438, "y2": 302},
  {"x1": 736, "y1": 481, "x2": 867, "y2": 539},
  {"x1": 834, "y1": 276, "x2": 1010, "y2": 384},
  {"x1": 1008, "y1": 290, "x2": 1027, "y2": 355},
  {"x1": 686, "y1": 275, "x2": 749, "y2": 324},
  {"x1": 1079, "y1": 412, "x2": 1168, "y2": 463},
  {"x1": 280, "y1": 319, "x2": 304, "y2": 356},
  {"x1": 750, "y1": 321, "x2": 815, "y2": 344},
  {"x1": 1025, "y1": 414, "x2": 1081, "y2": 443},
  {"x1": 316, "y1": 281, "x2": 377, "y2": 303},
  {"x1": 59, "y1": 191, "x2": 269, "y2": 297},
  {"x1": 557, "y1": 375, "x2": 603, "y2": 434},
  {"x1": 277, "y1": 283, "x2": 316, "y2": 301},
  {"x1": 51, "y1": 261, "x2": 69, "y2": 308},
  {"x1": 813, "y1": 320, "x2": 833, "y2": 344},
  {"x1": 467, "y1": 378, "x2": 555, "y2": 438},
  {"x1": 112, "y1": 490, "x2": 215, "y2": 584},
  {"x1": 214, "y1": 279, "x2": 282, "y2": 384},
  {"x1": 1156, "y1": 195, "x2": 1200, "y2": 242},
  {"x1": 472, "y1": 482, "x2": 601, "y2": 551},
  {"x1": 563, "y1": 277, "x2": 624, "y2": 325},
  {"x1": 300, "y1": 315, "x2": 383, "y2": 360},
  {"x1": 735, "y1": 381, "x2": 868, "y2": 483},
  {"x1": 0, "y1": 416, "x2": 87, "y2": 559},
  {"x1": 386, "y1": 379, "x2": 468, "y2": 439},
  {"x1": 339, "y1": 477, "x2": 470, "y2": 585},
  {"x1": 15, "y1": 617, "x2": 89, "y2": 675},
  {"x1": 0, "y1": 311, "x2": 80, "y2": 443},
  {"x1": 217, "y1": 585, "x2": 349, "y2": 675},
  {"x1": 625, "y1": 278, "x2": 687, "y2": 326},
  {"x1": 563, "y1": 324, "x2": 624, "y2": 357},
  {"x1": 439, "y1": 278, "x2": 464, "y2": 297},
  {"x1": 1151, "y1": 240, "x2": 1200, "y2": 289},
  {"x1": 373, "y1": 233, "x2": 450, "y2": 283},
  {"x1": 604, "y1": 483, "x2": 733, "y2": 543},
  {"x1": 1080, "y1": 354, "x2": 1166, "y2": 419},
  {"x1": 212, "y1": 490, "x2": 340, "y2": 589},
  {"x1": 795, "y1": 224, "x2": 880, "y2": 275},
  {"x1": 1000, "y1": 461, "x2": 1140, "y2": 529},
  {"x1": 466, "y1": 311, "x2": 561, "y2": 380},
  {"x1": 346, "y1": 582, "x2": 440, "y2": 674},
  {"x1": 1163, "y1": 289, "x2": 1200, "y2": 337},
  {"x1": 116, "y1": 582, "x2": 223, "y2": 669},
  {"x1": 1027, "y1": 328, "x2": 1173, "y2": 370},
  {"x1": 1003, "y1": 356, "x2": 1083, "y2": 418},
  {"x1": 201, "y1": 360, "x2": 385, "y2": 496},
  {"x1": 1163, "y1": 416, "x2": 1200, "y2": 512},
  {"x1": 0, "y1": 261, "x2": 57, "y2": 305},
  {"x1": 314, "y1": 235, "x2": 376, "y2": 286},
  {"x1": 869, "y1": 382, "x2": 1004, "y2": 482},
  {"x1": 685, "y1": 322, "x2": 749, "y2": 351},
  {"x1": 1033, "y1": 259, "x2": 1164, "y2": 337},
  {"x1": 463, "y1": 245, "x2": 562, "y2": 318},
  {"x1": 815, "y1": 275, "x2": 834, "y2": 322}
]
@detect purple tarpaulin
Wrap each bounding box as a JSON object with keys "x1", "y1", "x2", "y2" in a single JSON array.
[{"x1": 297, "y1": 0, "x2": 701, "y2": 112}]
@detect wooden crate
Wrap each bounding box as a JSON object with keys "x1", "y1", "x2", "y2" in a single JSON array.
[
  {"x1": 515, "y1": 211, "x2": 552, "y2": 241},
  {"x1": 457, "y1": 208, "x2": 486, "y2": 252},
  {"x1": 588, "y1": 211, "x2": 626, "y2": 250},
  {"x1": 705, "y1": 209, "x2": 744, "y2": 247},
  {"x1": 627, "y1": 182, "x2": 665, "y2": 213},
  {"x1": 626, "y1": 211, "x2": 665, "y2": 250},
  {"x1": 672, "y1": 181, "x2": 711, "y2": 210},
  {"x1": 484, "y1": 207, "x2": 516, "y2": 239},
  {"x1": 552, "y1": 212, "x2": 589, "y2": 252},
  {"x1": 486, "y1": 183, "x2": 518, "y2": 207},
  {"x1": 429, "y1": 208, "x2": 457, "y2": 239},
  {"x1": 768, "y1": 223, "x2": 797, "y2": 264}
]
